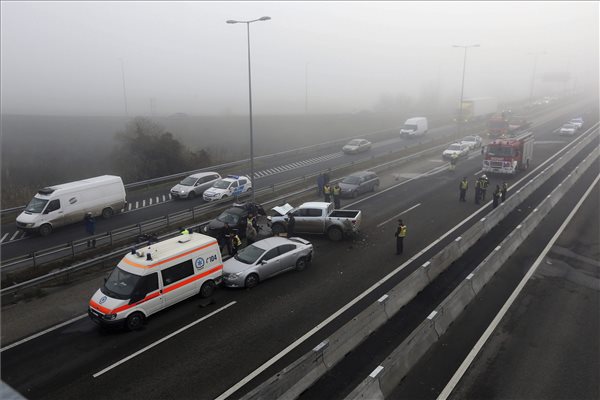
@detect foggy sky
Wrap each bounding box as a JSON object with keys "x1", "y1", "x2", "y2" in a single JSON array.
[{"x1": 1, "y1": 1, "x2": 598, "y2": 116}]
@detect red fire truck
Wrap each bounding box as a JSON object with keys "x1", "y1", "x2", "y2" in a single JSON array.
[
  {"x1": 482, "y1": 131, "x2": 534, "y2": 175},
  {"x1": 487, "y1": 113, "x2": 531, "y2": 138}
]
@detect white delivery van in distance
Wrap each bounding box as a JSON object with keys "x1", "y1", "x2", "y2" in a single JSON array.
[
  {"x1": 400, "y1": 117, "x2": 428, "y2": 138},
  {"x1": 88, "y1": 232, "x2": 223, "y2": 330},
  {"x1": 16, "y1": 175, "x2": 126, "y2": 236}
]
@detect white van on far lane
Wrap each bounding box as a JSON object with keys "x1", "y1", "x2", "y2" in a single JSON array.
[
  {"x1": 16, "y1": 175, "x2": 126, "y2": 236},
  {"x1": 400, "y1": 117, "x2": 428, "y2": 138},
  {"x1": 88, "y1": 233, "x2": 223, "y2": 330}
]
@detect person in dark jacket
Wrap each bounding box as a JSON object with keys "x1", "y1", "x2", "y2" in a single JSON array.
[
  {"x1": 501, "y1": 182, "x2": 508, "y2": 202},
  {"x1": 492, "y1": 185, "x2": 501, "y2": 208},
  {"x1": 317, "y1": 173, "x2": 325, "y2": 196},
  {"x1": 286, "y1": 212, "x2": 296, "y2": 238},
  {"x1": 84, "y1": 212, "x2": 96, "y2": 247}
]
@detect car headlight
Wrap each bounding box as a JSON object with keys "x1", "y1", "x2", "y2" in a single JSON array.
[
  {"x1": 103, "y1": 313, "x2": 117, "y2": 320},
  {"x1": 181, "y1": 190, "x2": 186, "y2": 193},
  {"x1": 224, "y1": 272, "x2": 241, "y2": 279}
]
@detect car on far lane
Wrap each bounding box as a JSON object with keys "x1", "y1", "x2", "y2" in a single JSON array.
[
  {"x1": 569, "y1": 117, "x2": 584, "y2": 130},
  {"x1": 442, "y1": 142, "x2": 470, "y2": 160},
  {"x1": 222, "y1": 236, "x2": 313, "y2": 288},
  {"x1": 202, "y1": 175, "x2": 252, "y2": 201},
  {"x1": 170, "y1": 172, "x2": 221, "y2": 200},
  {"x1": 559, "y1": 123, "x2": 578, "y2": 136},
  {"x1": 342, "y1": 139, "x2": 372, "y2": 154},
  {"x1": 460, "y1": 135, "x2": 483, "y2": 150}
]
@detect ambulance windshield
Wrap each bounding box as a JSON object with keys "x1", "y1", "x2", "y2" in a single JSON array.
[{"x1": 102, "y1": 267, "x2": 142, "y2": 300}]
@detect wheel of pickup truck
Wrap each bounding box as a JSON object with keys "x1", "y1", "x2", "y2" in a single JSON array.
[
  {"x1": 271, "y1": 223, "x2": 285, "y2": 236},
  {"x1": 327, "y1": 226, "x2": 343, "y2": 241}
]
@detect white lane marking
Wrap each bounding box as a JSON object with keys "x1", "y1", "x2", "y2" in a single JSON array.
[
  {"x1": 1, "y1": 232, "x2": 9, "y2": 243},
  {"x1": 345, "y1": 163, "x2": 448, "y2": 209},
  {"x1": 135, "y1": 201, "x2": 139, "y2": 209},
  {"x1": 1, "y1": 314, "x2": 88, "y2": 352},
  {"x1": 142, "y1": 199, "x2": 146, "y2": 207},
  {"x1": 128, "y1": 203, "x2": 133, "y2": 211},
  {"x1": 148, "y1": 198, "x2": 153, "y2": 206},
  {"x1": 169, "y1": 194, "x2": 172, "y2": 200},
  {"x1": 10, "y1": 231, "x2": 20, "y2": 241},
  {"x1": 155, "y1": 196, "x2": 159, "y2": 204},
  {"x1": 429, "y1": 159, "x2": 445, "y2": 163},
  {"x1": 437, "y1": 173, "x2": 600, "y2": 400},
  {"x1": 218, "y1": 135, "x2": 591, "y2": 399},
  {"x1": 376, "y1": 204, "x2": 421, "y2": 228},
  {"x1": 93, "y1": 301, "x2": 236, "y2": 378},
  {"x1": 162, "y1": 195, "x2": 166, "y2": 202}
]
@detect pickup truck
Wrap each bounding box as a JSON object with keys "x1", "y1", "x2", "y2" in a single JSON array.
[{"x1": 269, "y1": 202, "x2": 362, "y2": 241}]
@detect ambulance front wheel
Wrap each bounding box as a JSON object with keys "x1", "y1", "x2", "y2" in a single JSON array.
[{"x1": 126, "y1": 312, "x2": 145, "y2": 331}]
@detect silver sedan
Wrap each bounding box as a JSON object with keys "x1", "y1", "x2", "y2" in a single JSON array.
[{"x1": 222, "y1": 237, "x2": 313, "y2": 288}]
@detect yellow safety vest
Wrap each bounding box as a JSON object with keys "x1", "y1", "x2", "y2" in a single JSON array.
[
  {"x1": 333, "y1": 186, "x2": 341, "y2": 196},
  {"x1": 461, "y1": 180, "x2": 468, "y2": 189},
  {"x1": 399, "y1": 226, "x2": 407, "y2": 237},
  {"x1": 181, "y1": 229, "x2": 190, "y2": 235},
  {"x1": 324, "y1": 185, "x2": 331, "y2": 194}
]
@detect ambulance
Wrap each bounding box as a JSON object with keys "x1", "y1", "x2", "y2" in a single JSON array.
[{"x1": 88, "y1": 232, "x2": 223, "y2": 330}]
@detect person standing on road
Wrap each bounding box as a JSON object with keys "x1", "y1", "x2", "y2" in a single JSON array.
[
  {"x1": 323, "y1": 183, "x2": 332, "y2": 202},
  {"x1": 474, "y1": 178, "x2": 481, "y2": 204},
  {"x1": 449, "y1": 153, "x2": 458, "y2": 172},
  {"x1": 286, "y1": 212, "x2": 296, "y2": 238},
  {"x1": 459, "y1": 177, "x2": 468, "y2": 202},
  {"x1": 394, "y1": 219, "x2": 407, "y2": 255},
  {"x1": 246, "y1": 221, "x2": 258, "y2": 245},
  {"x1": 85, "y1": 212, "x2": 96, "y2": 248},
  {"x1": 332, "y1": 183, "x2": 341, "y2": 208},
  {"x1": 317, "y1": 173, "x2": 325, "y2": 196},
  {"x1": 492, "y1": 185, "x2": 501, "y2": 208},
  {"x1": 223, "y1": 223, "x2": 233, "y2": 256},
  {"x1": 480, "y1": 175, "x2": 489, "y2": 201},
  {"x1": 501, "y1": 182, "x2": 508, "y2": 202}
]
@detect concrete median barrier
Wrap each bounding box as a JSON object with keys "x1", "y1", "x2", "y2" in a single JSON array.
[
  {"x1": 458, "y1": 223, "x2": 484, "y2": 252},
  {"x1": 376, "y1": 318, "x2": 439, "y2": 397},
  {"x1": 322, "y1": 300, "x2": 388, "y2": 368},
  {"x1": 242, "y1": 342, "x2": 328, "y2": 400},
  {"x1": 383, "y1": 266, "x2": 430, "y2": 317},
  {"x1": 430, "y1": 280, "x2": 476, "y2": 337},
  {"x1": 427, "y1": 241, "x2": 460, "y2": 281},
  {"x1": 344, "y1": 368, "x2": 385, "y2": 400}
]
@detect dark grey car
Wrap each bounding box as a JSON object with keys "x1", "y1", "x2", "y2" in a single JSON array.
[{"x1": 338, "y1": 171, "x2": 379, "y2": 198}]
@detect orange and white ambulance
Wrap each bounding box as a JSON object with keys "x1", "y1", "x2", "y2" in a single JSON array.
[{"x1": 88, "y1": 232, "x2": 222, "y2": 330}]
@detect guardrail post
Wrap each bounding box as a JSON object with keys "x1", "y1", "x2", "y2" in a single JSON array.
[
  {"x1": 192, "y1": 208, "x2": 195, "y2": 220},
  {"x1": 137, "y1": 223, "x2": 142, "y2": 235},
  {"x1": 32, "y1": 252, "x2": 37, "y2": 268},
  {"x1": 166, "y1": 214, "x2": 170, "y2": 226},
  {"x1": 109, "y1": 232, "x2": 113, "y2": 246},
  {"x1": 71, "y1": 242, "x2": 75, "y2": 257}
]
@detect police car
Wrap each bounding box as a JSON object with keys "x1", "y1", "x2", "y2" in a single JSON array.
[{"x1": 202, "y1": 175, "x2": 252, "y2": 201}]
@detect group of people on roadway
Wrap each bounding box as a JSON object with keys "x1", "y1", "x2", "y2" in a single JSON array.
[{"x1": 459, "y1": 175, "x2": 508, "y2": 208}]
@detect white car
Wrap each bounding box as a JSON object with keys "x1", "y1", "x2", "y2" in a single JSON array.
[
  {"x1": 202, "y1": 175, "x2": 252, "y2": 201},
  {"x1": 170, "y1": 172, "x2": 221, "y2": 200},
  {"x1": 442, "y1": 143, "x2": 470, "y2": 160},
  {"x1": 342, "y1": 139, "x2": 372, "y2": 154},
  {"x1": 222, "y1": 236, "x2": 313, "y2": 288},
  {"x1": 569, "y1": 117, "x2": 584, "y2": 130},
  {"x1": 460, "y1": 135, "x2": 483, "y2": 150},
  {"x1": 559, "y1": 123, "x2": 577, "y2": 136}
]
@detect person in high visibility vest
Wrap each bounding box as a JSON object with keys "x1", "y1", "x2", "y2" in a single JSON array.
[
  {"x1": 395, "y1": 219, "x2": 407, "y2": 255},
  {"x1": 501, "y1": 182, "x2": 508, "y2": 202},
  {"x1": 480, "y1": 174, "x2": 489, "y2": 201},
  {"x1": 492, "y1": 185, "x2": 501, "y2": 209},
  {"x1": 474, "y1": 178, "x2": 482, "y2": 205},
  {"x1": 180, "y1": 227, "x2": 190, "y2": 235},
  {"x1": 332, "y1": 183, "x2": 341, "y2": 208},
  {"x1": 459, "y1": 177, "x2": 468, "y2": 202},
  {"x1": 323, "y1": 183, "x2": 332, "y2": 202}
]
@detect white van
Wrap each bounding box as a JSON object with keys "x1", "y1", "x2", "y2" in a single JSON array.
[
  {"x1": 88, "y1": 232, "x2": 223, "y2": 330},
  {"x1": 16, "y1": 175, "x2": 126, "y2": 236},
  {"x1": 400, "y1": 117, "x2": 428, "y2": 138}
]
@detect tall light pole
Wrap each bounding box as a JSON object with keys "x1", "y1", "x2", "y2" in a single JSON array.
[
  {"x1": 528, "y1": 51, "x2": 546, "y2": 104},
  {"x1": 453, "y1": 44, "x2": 479, "y2": 133},
  {"x1": 119, "y1": 58, "x2": 129, "y2": 117},
  {"x1": 226, "y1": 16, "x2": 271, "y2": 204}
]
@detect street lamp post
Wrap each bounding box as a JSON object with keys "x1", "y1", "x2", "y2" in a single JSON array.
[
  {"x1": 453, "y1": 44, "x2": 479, "y2": 134},
  {"x1": 528, "y1": 51, "x2": 546, "y2": 105},
  {"x1": 226, "y1": 16, "x2": 271, "y2": 204}
]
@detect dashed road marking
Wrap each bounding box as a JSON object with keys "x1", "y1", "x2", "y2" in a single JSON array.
[
  {"x1": 10, "y1": 231, "x2": 20, "y2": 241},
  {"x1": 128, "y1": 203, "x2": 133, "y2": 211},
  {"x1": 149, "y1": 198, "x2": 153, "y2": 205},
  {"x1": 135, "y1": 201, "x2": 139, "y2": 209},
  {"x1": 1, "y1": 232, "x2": 9, "y2": 243}
]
